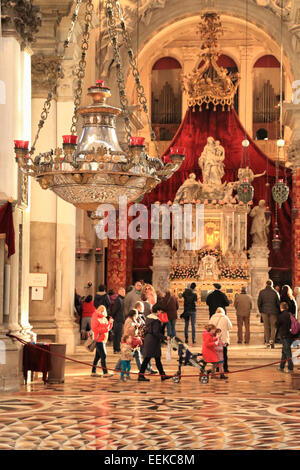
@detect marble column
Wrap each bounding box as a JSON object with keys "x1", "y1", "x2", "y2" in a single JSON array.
[
  {"x1": 248, "y1": 245, "x2": 270, "y2": 313},
  {"x1": 238, "y1": 46, "x2": 254, "y2": 137},
  {"x1": 0, "y1": 34, "x2": 33, "y2": 391},
  {"x1": 30, "y1": 93, "x2": 58, "y2": 340},
  {"x1": 284, "y1": 103, "x2": 300, "y2": 288},
  {"x1": 54, "y1": 70, "x2": 80, "y2": 353},
  {"x1": 151, "y1": 240, "x2": 172, "y2": 293},
  {"x1": 181, "y1": 49, "x2": 196, "y2": 117}
]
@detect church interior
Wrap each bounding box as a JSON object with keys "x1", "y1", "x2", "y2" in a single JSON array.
[{"x1": 1, "y1": 0, "x2": 300, "y2": 453}]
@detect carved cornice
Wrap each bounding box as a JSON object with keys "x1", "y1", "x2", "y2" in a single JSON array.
[
  {"x1": 31, "y1": 53, "x2": 62, "y2": 98},
  {"x1": 254, "y1": 0, "x2": 291, "y2": 21},
  {"x1": 1, "y1": 0, "x2": 42, "y2": 47}
]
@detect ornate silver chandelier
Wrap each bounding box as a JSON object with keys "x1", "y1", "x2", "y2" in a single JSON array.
[{"x1": 14, "y1": 0, "x2": 185, "y2": 210}]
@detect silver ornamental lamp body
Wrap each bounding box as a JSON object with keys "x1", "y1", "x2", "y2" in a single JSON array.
[
  {"x1": 14, "y1": 82, "x2": 184, "y2": 210},
  {"x1": 271, "y1": 179, "x2": 289, "y2": 209},
  {"x1": 13, "y1": 0, "x2": 185, "y2": 211}
]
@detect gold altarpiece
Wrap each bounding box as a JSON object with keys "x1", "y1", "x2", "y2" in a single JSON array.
[{"x1": 169, "y1": 202, "x2": 249, "y2": 306}]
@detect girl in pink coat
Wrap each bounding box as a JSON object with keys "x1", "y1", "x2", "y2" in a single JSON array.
[{"x1": 202, "y1": 324, "x2": 218, "y2": 374}]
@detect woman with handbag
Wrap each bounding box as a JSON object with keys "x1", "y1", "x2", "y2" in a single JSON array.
[
  {"x1": 137, "y1": 303, "x2": 172, "y2": 382},
  {"x1": 91, "y1": 305, "x2": 114, "y2": 377}
]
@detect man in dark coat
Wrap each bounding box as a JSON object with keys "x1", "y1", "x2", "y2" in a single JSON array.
[
  {"x1": 94, "y1": 284, "x2": 111, "y2": 312},
  {"x1": 181, "y1": 283, "x2": 198, "y2": 344},
  {"x1": 257, "y1": 279, "x2": 280, "y2": 348},
  {"x1": 206, "y1": 283, "x2": 230, "y2": 319},
  {"x1": 110, "y1": 287, "x2": 125, "y2": 353},
  {"x1": 137, "y1": 304, "x2": 172, "y2": 382},
  {"x1": 276, "y1": 301, "x2": 294, "y2": 372},
  {"x1": 160, "y1": 290, "x2": 179, "y2": 339}
]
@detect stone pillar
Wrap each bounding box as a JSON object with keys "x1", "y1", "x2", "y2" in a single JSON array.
[
  {"x1": 151, "y1": 240, "x2": 172, "y2": 293},
  {"x1": 248, "y1": 246, "x2": 270, "y2": 313},
  {"x1": 238, "y1": 46, "x2": 254, "y2": 137},
  {"x1": 54, "y1": 59, "x2": 80, "y2": 353},
  {"x1": 181, "y1": 49, "x2": 196, "y2": 117},
  {"x1": 292, "y1": 166, "x2": 300, "y2": 287},
  {"x1": 55, "y1": 197, "x2": 79, "y2": 353},
  {"x1": 30, "y1": 55, "x2": 80, "y2": 352},
  {"x1": 284, "y1": 104, "x2": 300, "y2": 288},
  {"x1": 30, "y1": 84, "x2": 58, "y2": 340},
  {"x1": 0, "y1": 0, "x2": 41, "y2": 389}
]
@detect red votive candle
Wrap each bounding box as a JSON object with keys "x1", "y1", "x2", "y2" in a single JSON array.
[
  {"x1": 14, "y1": 140, "x2": 29, "y2": 149},
  {"x1": 278, "y1": 179, "x2": 283, "y2": 183},
  {"x1": 130, "y1": 137, "x2": 145, "y2": 146},
  {"x1": 96, "y1": 80, "x2": 104, "y2": 87},
  {"x1": 170, "y1": 146, "x2": 185, "y2": 154},
  {"x1": 164, "y1": 155, "x2": 172, "y2": 164},
  {"x1": 63, "y1": 135, "x2": 77, "y2": 144}
]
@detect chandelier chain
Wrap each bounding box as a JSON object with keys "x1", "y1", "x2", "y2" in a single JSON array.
[
  {"x1": 70, "y1": 0, "x2": 94, "y2": 134},
  {"x1": 115, "y1": 1, "x2": 158, "y2": 156},
  {"x1": 30, "y1": 0, "x2": 84, "y2": 156},
  {"x1": 105, "y1": 0, "x2": 132, "y2": 147}
]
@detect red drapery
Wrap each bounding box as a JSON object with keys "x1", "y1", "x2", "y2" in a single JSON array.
[
  {"x1": 133, "y1": 105, "x2": 291, "y2": 273},
  {"x1": 0, "y1": 201, "x2": 15, "y2": 257}
]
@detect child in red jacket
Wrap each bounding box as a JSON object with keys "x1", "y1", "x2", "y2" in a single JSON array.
[
  {"x1": 91, "y1": 305, "x2": 113, "y2": 377},
  {"x1": 202, "y1": 324, "x2": 218, "y2": 376}
]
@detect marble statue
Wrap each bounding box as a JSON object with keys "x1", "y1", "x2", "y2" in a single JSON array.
[
  {"x1": 223, "y1": 181, "x2": 239, "y2": 203},
  {"x1": 173, "y1": 173, "x2": 200, "y2": 203},
  {"x1": 197, "y1": 254, "x2": 220, "y2": 280},
  {"x1": 198, "y1": 137, "x2": 225, "y2": 186},
  {"x1": 249, "y1": 199, "x2": 271, "y2": 246}
]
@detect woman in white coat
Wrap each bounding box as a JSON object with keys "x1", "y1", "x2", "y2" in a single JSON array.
[{"x1": 210, "y1": 307, "x2": 232, "y2": 373}]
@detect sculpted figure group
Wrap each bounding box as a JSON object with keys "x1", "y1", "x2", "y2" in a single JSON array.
[{"x1": 174, "y1": 137, "x2": 265, "y2": 203}]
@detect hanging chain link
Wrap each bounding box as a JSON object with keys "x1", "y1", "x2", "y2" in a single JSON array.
[
  {"x1": 70, "y1": 0, "x2": 94, "y2": 134},
  {"x1": 105, "y1": 0, "x2": 132, "y2": 148},
  {"x1": 30, "y1": 0, "x2": 84, "y2": 157},
  {"x1": 115, "y1": 0, "x2": 158, "y2": 157}
]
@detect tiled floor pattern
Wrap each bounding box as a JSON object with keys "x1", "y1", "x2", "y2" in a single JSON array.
[{"x1": 1, "y1": 365, "x2": 300, "y2": 450}]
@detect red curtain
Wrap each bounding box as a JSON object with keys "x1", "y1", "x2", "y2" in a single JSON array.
[
  {"x1": 133, "y1": 105, "x2": 291, "y2": 272},
  {"x1": 0, "y1": 202, "x2": 15, "y2": 257}
]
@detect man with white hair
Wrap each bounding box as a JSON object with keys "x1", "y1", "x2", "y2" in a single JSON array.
[{"x1": 210, "y1": 307, "x2": 233, "y2": 373}]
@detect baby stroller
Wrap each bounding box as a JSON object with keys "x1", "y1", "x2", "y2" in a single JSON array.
[{"x1": 171, "y1": 336, "x2": 212, "y2": 384}]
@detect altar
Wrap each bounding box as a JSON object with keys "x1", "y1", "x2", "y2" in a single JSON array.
[
  {"x1": 150, "y1": 136, "x2": 271, "y2": 310},
  {"x1": 168, "y1": 199, "x2": 250, "y2": 304},
  {"x1": 148, "y1": 22, "x2": 274, "y2": 309},
  {"x1": 170, "y1": 278, "x2": 247, "y2": 307}
]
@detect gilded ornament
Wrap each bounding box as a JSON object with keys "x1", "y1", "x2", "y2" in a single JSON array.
[{"x1": 182, "y1": 13, "x2": 240, "y2": 111}]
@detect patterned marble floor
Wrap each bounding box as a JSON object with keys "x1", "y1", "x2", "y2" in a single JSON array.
[{"x1": 1, "y1": 355, "x2": 300, "y2": 451}]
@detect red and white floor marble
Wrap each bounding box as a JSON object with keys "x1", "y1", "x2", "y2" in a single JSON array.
[{"x1": 0, "y1": 342, "x2": 300, "y2": 450}]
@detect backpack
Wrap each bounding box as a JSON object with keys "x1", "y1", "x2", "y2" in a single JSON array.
[{"x1": 290, "y1": 314, "x2": 300, "y2": 336}]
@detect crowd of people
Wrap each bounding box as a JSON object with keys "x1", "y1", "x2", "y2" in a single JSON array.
[
  {"x1": 74, "y1": 282, "x2": 178, "y2": 381},
  {"x1": 73, "y1": 278, "x2": 300, "y2": 381}
]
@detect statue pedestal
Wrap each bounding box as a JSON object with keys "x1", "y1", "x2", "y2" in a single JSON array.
[
  {"x1": 248, "y1": 245, "x2": 270, "y2": 313},
  {"x1": 0, "y1": 331, "x2": 23, "y2": 392},
  {"x1": 151, "y1": 240, "x2": 172, "y2": 293}
]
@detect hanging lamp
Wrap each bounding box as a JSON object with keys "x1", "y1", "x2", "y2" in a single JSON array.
[
  {"x1": 272, "y1": 2, "x2": 289, "y2": 210},
  {"x1": 271, "y1": 1, "x2": 288, "y2": 249},
  {"x1": 13, "y1": 0, "x2": 185, "y2": 210},
  {"x1": 236, "y1": 1, "x2": 254, "y2": 205}
]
